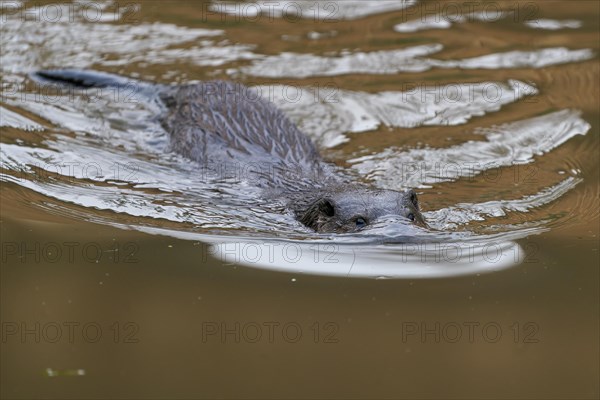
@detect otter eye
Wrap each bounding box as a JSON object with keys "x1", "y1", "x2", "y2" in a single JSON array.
[
  {"x1": 407, "y1": 213, "x2": 415, "y2": 221},
  {"x1": 355, "y1": 217, "x2": 367, "y2": 228}
]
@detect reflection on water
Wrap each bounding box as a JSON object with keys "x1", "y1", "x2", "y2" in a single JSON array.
[
  {"x1": 259, "y1": 79, "x2": 537, "y2": 147},
  {"x1": 211, "y1": 0, "x2": 417, "y2": 21},
  {"x1": 394, "y1": 10, "x2": 583, "y2": 32},
  {"x1": 0, "y1": 0, "x2": 598, "y2": 279},
  {"x1": 525, "y1": 18, "x2": 583, "y2": 30},
  {"x1": 349, "y1": 109, "x2": 590, "y2": 188},
  {"x1": 238, "y1": 46, "x2": 594, "y2": 78},
  {"x1": 131, "y1": 225, "x2": 526, "y2": 278}
]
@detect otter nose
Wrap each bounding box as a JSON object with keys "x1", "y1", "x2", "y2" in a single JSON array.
[
  {"x1": 396, "y1": 190, "x2": 425, "y2": 225},
  {"x1": 405, "y1": 203, "x2": 427, "y2": 227}
]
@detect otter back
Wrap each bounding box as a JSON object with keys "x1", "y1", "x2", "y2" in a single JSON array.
[
  {"x1": 159, "y1": 81, "x2": 322, "y2": 169},
  {"x1": 32, "y1": 70, "x2": 322, "y2": 171}
]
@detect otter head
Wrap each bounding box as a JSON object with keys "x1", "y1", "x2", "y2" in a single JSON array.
[{"x1": 298, "y1": 188, "x2": 425, "y2": 233}]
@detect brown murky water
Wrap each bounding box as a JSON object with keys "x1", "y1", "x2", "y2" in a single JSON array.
[{"x1": 1, "y1": 0, "x2": 599, "y2": 398}]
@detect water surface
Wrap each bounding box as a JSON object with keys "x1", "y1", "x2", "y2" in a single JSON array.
[{"x1": 1, "y1": 0, "x2": 598, "y2": 398}]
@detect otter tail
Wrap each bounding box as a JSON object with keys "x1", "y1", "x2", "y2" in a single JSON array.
[
  {"x1": 33, "y1": 69, "x2": 139, "y2": 88},
  {"x1": 31, "y1": 69, "x2": 157, "y2": 98}
]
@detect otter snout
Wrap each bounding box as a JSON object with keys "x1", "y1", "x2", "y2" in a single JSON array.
[
  {"x1": 295, "y1": 186, "x2": 426, "y2": 233},
  {"x1": 400, "y1": 189, "x2": 426, "y2": 227}
]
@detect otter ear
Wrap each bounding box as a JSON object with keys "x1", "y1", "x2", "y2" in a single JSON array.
[
  {"x1": 317, "y1": 198, "x2": 335, "y2": 217},
  {"x1": 298, "y1": 198, "x2": 335, "y2": 230},
  {"x1": 406, "y1": 189, "x2": 419, "y2": 210}
]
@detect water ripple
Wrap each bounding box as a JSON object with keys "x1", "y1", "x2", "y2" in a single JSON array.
[
  {"x1": 238, "y1": 46, "x2": 594, "y2": 78},
  {"x1": 350, "y1": 109, "x2": 591, "y2": 188},
  {"x1": 258, "y1": 80, "x2": 537, "y2": 148},
  {"x1": 425, "y1": 177, "x2": 582, "y2": 229},
  {"x1": 210, "y1": 0, "x2": 417, "y2": 20}
]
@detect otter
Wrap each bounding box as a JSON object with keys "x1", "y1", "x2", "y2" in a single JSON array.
[{"x1": 32, "y1": 69, "x2": 425, "y2": 233}]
